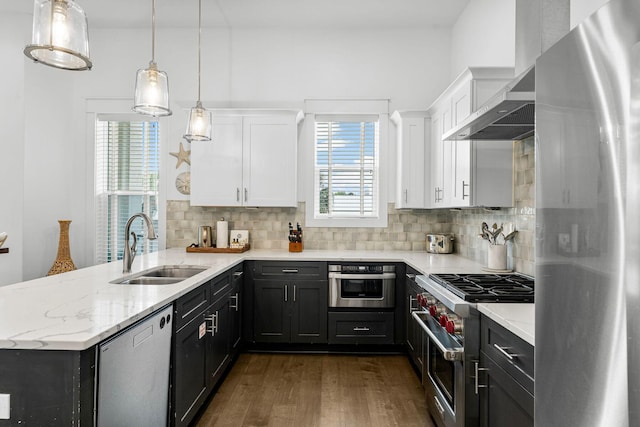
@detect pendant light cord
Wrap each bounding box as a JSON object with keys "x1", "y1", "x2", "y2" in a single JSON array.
[
  {"x1": 151, "y1": 0, "x2": 156, "y2": 63},
  {"x1": 197, "y1": 0, "x2": 202, "y2": 102}
]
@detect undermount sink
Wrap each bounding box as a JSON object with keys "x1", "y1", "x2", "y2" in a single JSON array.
[
  {"x1": 111, "y1": 265, "x2": 208, "y2": 285},
  {"x1": 142, "y1": 266, "x2": 209, "y2": 278}
]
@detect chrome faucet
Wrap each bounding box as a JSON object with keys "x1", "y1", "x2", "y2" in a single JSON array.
[{"x1": 123, "y1": 213, "x2": 158, "y2": 273}]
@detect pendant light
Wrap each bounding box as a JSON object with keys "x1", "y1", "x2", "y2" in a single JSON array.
[
  {"x1": 23, "y1": 0, "x2": 92, "y2": 71},
  {"x1": 133, "y1": 0, "x2": 172, "y2": 117},
  {"x1": 184, "y1": 0, "x2": 212, "y2": 142}
]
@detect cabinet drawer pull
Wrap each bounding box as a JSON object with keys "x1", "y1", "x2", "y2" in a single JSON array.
[
  {"x1": 493, "y1": 343, "x2": 516, "y2": 360},
  {"x1": 353, "y1": 327, "x2": 370, "y2": 332},
  {"x1": 293, "y1": 285, "x2": 297, "y2": 302},
  {"x1": 233, "y1": 271, "x2": 244, "y2": 278},
  {"x1": 284, "y1": 284, "x2": 288, "y2": 302},
  {"x1": 282, "y1": 269, "x2": 299, "y2": 273}
]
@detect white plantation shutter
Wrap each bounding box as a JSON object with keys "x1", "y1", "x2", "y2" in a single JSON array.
[
  {"x1": 314, "y1": 116, "x2": 379, "y2": 218},
  {"x1": 95, "y1": 117, "x2": 160, "y2": 263}
]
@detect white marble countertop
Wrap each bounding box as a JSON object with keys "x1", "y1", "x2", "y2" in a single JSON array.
[
  {"x1": 477, "y1": 303, "x2": 535, "y2": 346},
  {"x1": 0, "y1": 248, "x2": 534, "y2": 350}
]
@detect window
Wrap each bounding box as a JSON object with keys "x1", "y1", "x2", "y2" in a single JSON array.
[
  {"x1": 95, "y1": 118, "x2": 160, "y2": 263},
  {"x1": 314, "y1": 118, "x2": 379, "y2": 218}
]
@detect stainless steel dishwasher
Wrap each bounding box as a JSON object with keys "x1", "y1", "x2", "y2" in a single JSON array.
[{"x1": 97, "y1": 305, "x2": 173, "y2": 427}]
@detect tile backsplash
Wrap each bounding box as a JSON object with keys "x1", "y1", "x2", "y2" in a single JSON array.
[{"x1": 166, "y1": 137, "x2": 535, "y2": 276}]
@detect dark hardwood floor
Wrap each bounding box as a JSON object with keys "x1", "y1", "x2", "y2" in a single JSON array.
[{"x1": 195, "y1": 353, "x2": 433, "y2": 427}]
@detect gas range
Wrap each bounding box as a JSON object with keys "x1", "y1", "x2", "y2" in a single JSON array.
[{"x1": 412, "y1": 272, "x2": 535, "y2": 427}]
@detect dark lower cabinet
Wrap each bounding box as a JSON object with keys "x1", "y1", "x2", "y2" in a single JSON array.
[
  {"x1": 172, "y1": 266, "x2": 241, "y2": 427},
  {"x1": 208, "y1": 292, "x2": 231, "y2": 387},
  {"x1": 479, "y1": 351, "x2": 534, "y2": 427},
  {"x1": 479, "y1": 315, "x2": 534, "y2": 427},
  {"x1": 405, "y1": 268, "x2": 423, "y2": 374},
  {"x1": 229, "y1": 267, "x2": 243, "y2": 355},
  {"x1": 174, "y1": 310, "x2": 210, "y2": 427},
  {"x1": 254, "y1": 279, "x2": 290, "y2": 342},
  {"x1": 253, "y1": 279, "x2": 328, "y2": 344},
  {"x1": 328, "y1": 311, "x2": 394, "y2": 345}
]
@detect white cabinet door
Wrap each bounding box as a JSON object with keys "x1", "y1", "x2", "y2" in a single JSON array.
[
  {"x1": 242, "y1": 116, "x2": 297, "y2": 207},
  {"x1": 190, "y1": 117, "x2": 243, "y2": 206},
  {"x1": 451, "y1": 140, "x2": 471, "y2": 206},
  {"x1": 431, "y1": 104, "x2": 453, "y2": 207},
  {"x1": 393, "y1": 112, "x2": 428, "y2": 209},
  {"x1": 452, "y1": 80, "x2": 473, "y2": 126}
]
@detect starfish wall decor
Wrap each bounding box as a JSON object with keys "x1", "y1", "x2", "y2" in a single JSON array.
[{"x1": 169, "y1": 142, "x2": 191, "y2": 168}]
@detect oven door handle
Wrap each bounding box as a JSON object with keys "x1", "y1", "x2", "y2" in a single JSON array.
[
  {"x1": 412, "y1": 311, "x2": 464, "y2": 361},
  {"x1": 328, "y1": 272, "x2": 396, "y2": 280}
]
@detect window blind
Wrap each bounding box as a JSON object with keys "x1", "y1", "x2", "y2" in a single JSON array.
[
  {"x1": 95, "y1": 119, "x2": 160, "y2": 263},
  {"x1": 314, "y1": 119, "x2": 379, "y2": 218}
]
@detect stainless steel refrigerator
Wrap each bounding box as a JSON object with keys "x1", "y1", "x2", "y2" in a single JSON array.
[{"x1": 536, "y1": 0, "x2": 640, "y2": 425}]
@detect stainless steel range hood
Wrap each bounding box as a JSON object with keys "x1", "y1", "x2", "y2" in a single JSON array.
[
  {"x1": 442, "y1": 66, "x2": 535, "y2": 141},
  {"x1": 442, "y1": 0, "x2": 569, "y2": 142}
]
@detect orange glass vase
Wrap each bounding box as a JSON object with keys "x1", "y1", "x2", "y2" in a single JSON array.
[{"x1": 47, "y1": 220, "x2": 77, "y2": 276}]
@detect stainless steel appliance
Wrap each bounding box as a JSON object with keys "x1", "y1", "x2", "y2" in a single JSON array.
[
  {"x1": 414, "y1": 273, "x2": 534, "y2": 427},
  {"x1": 536, "y1": 0, "x2": 638, "y2": 425},
  {"x1": 426, "y1": 234, "x2": 455, "y2": 254},
  {"x1": 97, "y1": 305, "x2": 173, "y2": 426},
  {"x1": 328, "y1": 264, "x2": 396, "y2": 308}
]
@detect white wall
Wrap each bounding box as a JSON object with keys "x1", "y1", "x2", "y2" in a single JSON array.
[
  {"x1": 10, "y1": 25, "x2": 453, "y2": 281},
  {"x1": 450, "y1": 0, "x2": 516, "y2": 79},
  {"x1": 0, "y1": 13, "x2": 28, "y2": 285},
  {"x1": 570, "y1": 0, "x2": 609, "y2": 28}
]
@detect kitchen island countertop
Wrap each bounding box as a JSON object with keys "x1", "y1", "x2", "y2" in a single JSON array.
[{"x1": 0, "y1": 248, "x2": 533, "y2": 350}]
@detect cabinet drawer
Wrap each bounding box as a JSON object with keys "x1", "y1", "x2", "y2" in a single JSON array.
[
  {"x1": 481, "y1": 315, "x2": 534, "y2": 394},
  {"x1": 249, "y1": 261, "x2": 327, "y2": 279},
  {"x1": 211, "y1": 272, "x2": 232, "y2": 303},
  {"x1": 174, "y1": 283, "x2": 210, "y2": 330},
  {"x1": 328, "y1": 312, "x2": 394, "y2": 345}
]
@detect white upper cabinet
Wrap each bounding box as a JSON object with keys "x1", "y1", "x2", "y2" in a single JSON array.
[
  {"x1": 428, "y1": 67, "x2": 515, "y2": 208},
  {"x1": 391, "y1": 111, "x2": 430, "y2": 209},
  {"x1": 191, "y1": 110, "x2": 303, "y2": 207}
]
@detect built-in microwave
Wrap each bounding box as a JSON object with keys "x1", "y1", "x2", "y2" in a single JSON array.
[{"x1": 328, "y1": 264, "x2": 396, "y2": 308}]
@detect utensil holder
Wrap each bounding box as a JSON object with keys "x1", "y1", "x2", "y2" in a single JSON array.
[{"x1": 487, "y1": 244, "x2": 507, "y2": 270}]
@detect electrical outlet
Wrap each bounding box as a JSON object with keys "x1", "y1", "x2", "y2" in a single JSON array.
[{"x1": 0, "y1": 394, "x2": 9, "y2": 419}]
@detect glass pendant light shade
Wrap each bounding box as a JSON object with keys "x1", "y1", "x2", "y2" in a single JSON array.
[
  {"x1": 184, "y1": 101, "x2": 212, "y2": 141},
  {"x1": 23, "y1": 0, "x2": 92, "y2": 71},
  {"x1": 183, "y1": 0, "x2": 211, "y2": 142},
  {"x1": 133, "y1": 61, "x2": 172, "y2": 117},
  {"x1": 133, "y1": 0, "x2": 172, "y2": 117}
]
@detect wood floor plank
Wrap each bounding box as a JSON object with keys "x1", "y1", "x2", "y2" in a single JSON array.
[{"x1": 195, "y1": 353, "x2": 433, "y2": 427}]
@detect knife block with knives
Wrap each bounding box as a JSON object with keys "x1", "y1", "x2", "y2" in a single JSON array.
[{"x1": 288, "y1": 222, "x2": 303, "y2": 252}]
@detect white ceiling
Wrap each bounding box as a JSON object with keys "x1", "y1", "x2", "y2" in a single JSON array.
[{"x1": 7, "y1": 0, "x2": 470, "y2": 29}]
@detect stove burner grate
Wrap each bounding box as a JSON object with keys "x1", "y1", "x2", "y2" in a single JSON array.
[{"x1": 428, "y1": 273, "x2": 534, "y2": 303}]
